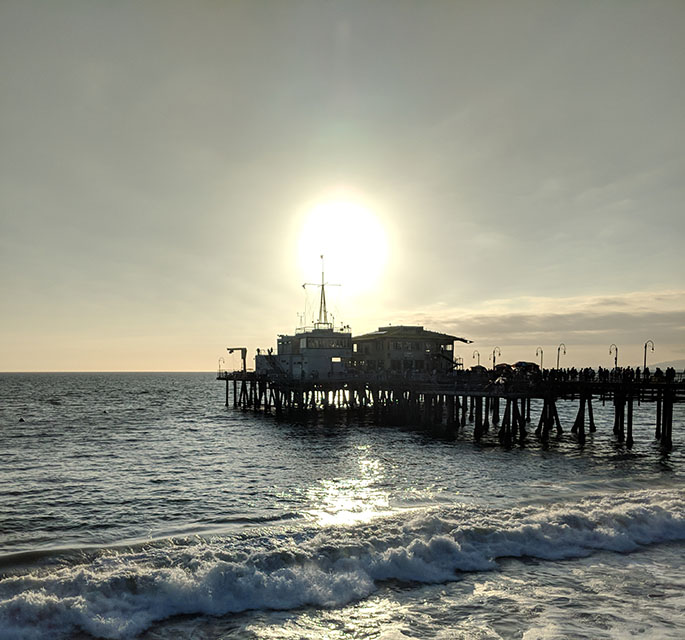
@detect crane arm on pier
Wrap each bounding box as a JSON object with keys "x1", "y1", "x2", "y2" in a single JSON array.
[{"x1": 227, "y1": 347, "x2": 247, "y2": 372}]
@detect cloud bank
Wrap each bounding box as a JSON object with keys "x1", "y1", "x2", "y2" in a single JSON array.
[{"x1": 394, "y1": 290, "x2": 685, "y2": 366}]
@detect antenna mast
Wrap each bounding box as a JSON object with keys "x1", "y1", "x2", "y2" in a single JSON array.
[
  {"x1": 302, "y1": 254, "x2": 339, "y2": 330},
  {"x1": 318, "y1": 254, "x2": 327, "y2": 325}
]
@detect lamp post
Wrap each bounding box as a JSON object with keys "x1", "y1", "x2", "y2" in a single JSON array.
[
  {"x1": 609, "y1": 344, "x2": 618, "y2": 370},
  {"x1": 643, "y1": 340, "x2": 654, "y2": 370},
  {"x1": 536, "y1": 347, "x2": 544, "y2": 370},
  {"x1": 491, "y1": 346, "x2": 501, "y2": 370},
  {"x1": 472, "y1": 350, "x2": 480, "y2": 366},
  {"x1": 557, "y1": 343, "x2": 566, "y2": 369}
]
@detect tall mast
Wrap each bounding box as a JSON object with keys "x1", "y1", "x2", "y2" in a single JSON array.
[
  {"x1": 318, "y1": 254, "x2": 327, "y2": 325},
  {"x1": 302, "y1": 254, "x2": 338, "y2": 330}
]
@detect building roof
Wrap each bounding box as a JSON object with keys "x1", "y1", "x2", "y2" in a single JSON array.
[{"x1": 352, "y1": 325, "x2": 471, "y2": 344}]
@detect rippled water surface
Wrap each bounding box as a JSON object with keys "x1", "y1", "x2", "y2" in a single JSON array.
[{"x1": 1, "y1": 373, "x2": 683, "y2": 639}]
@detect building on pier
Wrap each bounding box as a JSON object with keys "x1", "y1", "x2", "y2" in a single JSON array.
[
  {"x1": 253, "y1": 259, "x2": 471, "y2": 379},
  {"x1": 255, "y1": 325, "x2": 352, "y2": 379},
  {"x1": 255, "y1": 257, "x2": 353, "y2": 379},
  {"x1": 352, "y1": 325, "x2": 472, "y2": 374}
]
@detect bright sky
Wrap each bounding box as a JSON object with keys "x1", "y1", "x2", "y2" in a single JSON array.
[{"x1": 1, "y1": 0, "x2": 684, "y2": 371}]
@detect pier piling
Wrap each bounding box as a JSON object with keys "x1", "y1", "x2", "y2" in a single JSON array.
[{"x1": 217, "y1": 371, "x2": 682, "y2": 452}]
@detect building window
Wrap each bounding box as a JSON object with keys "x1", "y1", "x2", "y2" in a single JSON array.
[{"x1": 314, "y1": 337, "x2": 349, "y2": 349}]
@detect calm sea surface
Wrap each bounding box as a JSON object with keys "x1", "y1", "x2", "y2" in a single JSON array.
[{"x1": 1, "y1": 373, "x2": 684, "y2": 639}]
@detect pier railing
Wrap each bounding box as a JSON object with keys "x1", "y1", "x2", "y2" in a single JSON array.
[{"x1": 218, "y1": 367, "x2": 684, "y2": 395}]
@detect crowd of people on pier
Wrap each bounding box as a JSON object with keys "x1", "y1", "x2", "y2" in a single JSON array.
[
  {"x1": 484, "y1": 365, "x2": 682, "y2": 386},
  {"x1": 349, "y1": 362, "x2": 684, "y2": 384},
  {"x1": 324, "y1": 364, "x2": 684, "y2": 386},
  {"x1": 527, "y1": 365, "x2": 680, "y2": 383}
]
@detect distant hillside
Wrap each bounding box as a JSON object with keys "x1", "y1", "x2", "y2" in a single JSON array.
[{"x1": 650, "y1": 359, "x2": 685, "y2": 371}]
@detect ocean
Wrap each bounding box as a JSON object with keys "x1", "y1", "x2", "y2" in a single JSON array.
[{"x1": 1, "y1": 372, "x2": 683, "y2": 639}]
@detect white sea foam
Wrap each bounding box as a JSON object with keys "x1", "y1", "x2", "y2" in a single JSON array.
[{"x1": 1, "y1": 488, "x2": 684, "y2": 639}]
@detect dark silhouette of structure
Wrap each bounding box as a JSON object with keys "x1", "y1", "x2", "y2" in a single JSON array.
[{"x1": 218, "y1": 365, "x2": 683, "y2": 452}]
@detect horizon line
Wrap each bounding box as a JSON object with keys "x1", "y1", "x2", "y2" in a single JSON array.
[{"x1": 0, "y1": 370, "x2": 215, "y2": 374}]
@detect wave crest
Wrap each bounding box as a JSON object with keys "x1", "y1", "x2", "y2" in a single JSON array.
[{"x1": 1, "y1": 488, "x2": 683, "y2": 639}]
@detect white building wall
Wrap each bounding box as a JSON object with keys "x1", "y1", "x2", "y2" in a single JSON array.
[{"x1": 256, "y1": 350, "x2": 349, "y2": 378}]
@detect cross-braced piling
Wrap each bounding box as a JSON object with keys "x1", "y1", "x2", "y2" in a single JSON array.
[{"x1": 218, "y1": 370, "x2": 684, "y2": 452}]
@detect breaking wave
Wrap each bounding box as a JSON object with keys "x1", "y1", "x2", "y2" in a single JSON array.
[{"x1": 1, "y1": 488, "x2": 684, "y2": 639}]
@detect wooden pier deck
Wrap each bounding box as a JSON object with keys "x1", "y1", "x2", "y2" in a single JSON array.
[{"x1": 217, "y1": 370, "x2": 685, "y2": 451}]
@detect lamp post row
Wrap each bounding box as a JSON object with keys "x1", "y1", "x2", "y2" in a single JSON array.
[{"x1": 475, "y1": 341, "x2": 655, "y2": 370}]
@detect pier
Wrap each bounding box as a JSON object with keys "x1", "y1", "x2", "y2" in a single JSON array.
[
  {"x1": 218, "y1": 265, "x2": 683, "y2": 451},
  {"x1": 218, "y1": 369, "x2": 684, "y2": 451}
]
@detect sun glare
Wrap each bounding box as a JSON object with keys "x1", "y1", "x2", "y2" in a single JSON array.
[{"x1": 296, "y1": 197, "x2": 389, "y2": 298}]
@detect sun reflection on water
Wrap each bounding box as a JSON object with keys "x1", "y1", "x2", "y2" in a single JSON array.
[
  {"x1": 246, "y1": 595, "x2": 402, "y2": 639},
  {"x1": 306, "y1": 451, "x2": 393, "y2": 526}
]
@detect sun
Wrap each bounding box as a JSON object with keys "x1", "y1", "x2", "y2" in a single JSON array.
[{"x1": 296, "y1": 196, "x2": 389, "y2": 298}]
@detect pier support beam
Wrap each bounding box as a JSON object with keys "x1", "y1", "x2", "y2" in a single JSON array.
[
  {"x1": 474, "y1": 396, "x2": 483, "y2": 441},
  {"x1": 446, "y1": 395, "x2": 455, "y2": 429},
  {"x1": 626, "y1": 393, "x2": 634, "y2": 449},
  {"x1": 511, "y1": 398, "x2": 525, "y2": 443},
  {"x1": 661, "y1": 387, "x2": 674, "y2": 451},
  {"x1": 613, "y1": 389, "x2": 625, "y2": 443},
  {"x1": 572, "y1": 393, "x2": 588, "y2": 443},
  {"x1": 498, "y1": 399, "x2": 512, "y2": 447},
  {"x1": 536, "y1": 397, "x2": 560, "y2": 441}
]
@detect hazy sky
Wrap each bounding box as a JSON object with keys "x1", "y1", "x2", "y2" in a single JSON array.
[{"x1": 1, "y1": 0, "x2": 684, "y2": 371}]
